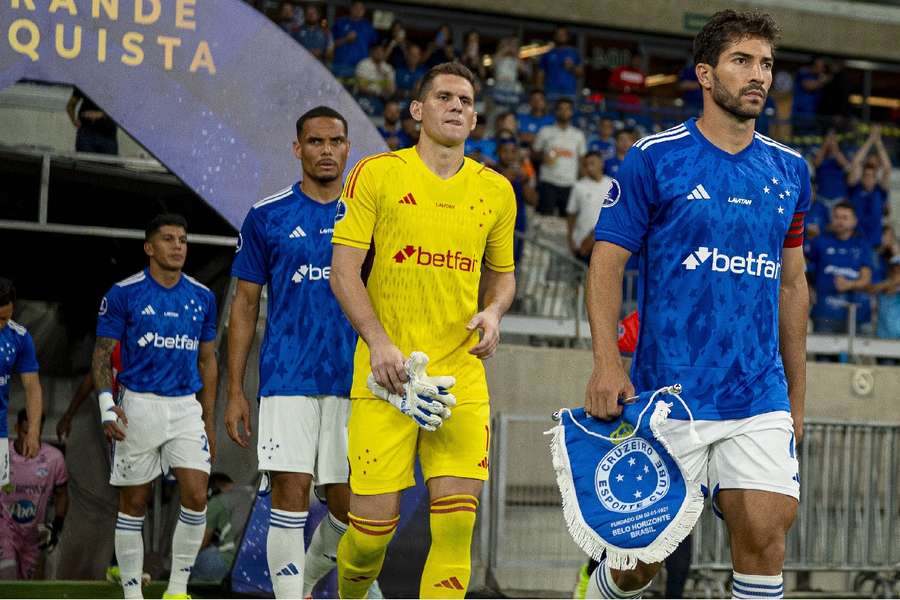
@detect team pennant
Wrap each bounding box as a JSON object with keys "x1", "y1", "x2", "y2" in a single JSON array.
[{"x1": 547, "y1": 385, "x2": 704, "y2": 570}]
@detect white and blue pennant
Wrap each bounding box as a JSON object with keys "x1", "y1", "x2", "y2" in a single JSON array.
[{"x1": 548, "y1": 384, "x2": 704, "y2": 569}]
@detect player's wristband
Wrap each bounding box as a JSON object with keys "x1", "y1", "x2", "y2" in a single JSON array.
[{"x1": 98, "y1": 390, "x2": 117, "y2": 424}]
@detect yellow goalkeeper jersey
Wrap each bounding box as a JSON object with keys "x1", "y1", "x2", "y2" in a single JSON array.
[{"x1": 333, "y1": 146, "x2": 516, "y2": 402}]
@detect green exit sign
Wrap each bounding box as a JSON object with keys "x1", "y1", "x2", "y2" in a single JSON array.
[{"x1": 684, "y1": 13, "x2": 711, "y2": 32}]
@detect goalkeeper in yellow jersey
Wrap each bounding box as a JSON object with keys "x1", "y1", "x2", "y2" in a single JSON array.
[{"x1": 330, "y1": 61, "x2": 517, "y2": 598}]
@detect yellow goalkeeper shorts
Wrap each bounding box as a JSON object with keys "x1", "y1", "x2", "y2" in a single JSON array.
[{"x1": 347, "y1": 399, "x2": 491, "y2": 495}]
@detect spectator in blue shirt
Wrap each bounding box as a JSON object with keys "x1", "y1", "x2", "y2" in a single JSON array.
[
  {"x1": 518, "y1": 89, "x2": 555, "y2": 147},
  {"x1": 332, "y1": 1, "x2": 377, "y2": 79},
  {"x1": 869, "y1": 253, "x2": 900, "y2": 344},
  {"x1": 394, "y1": 44, "x2": 426, "y2": 100},
  {"x1": 296, "y1": 5, "x2": 333, "y2": 63},
  {"x1": 537, "y1": 27, "x2": 583, "y2": 100},
  {"x1": 847, "y1": 125, "x2": 892, "y2": 248},
  {"x1": 377, "y1": 100, "x2": 412, "y2": 150},
  {"x1": 496, "y1": 139, "x2": 538, "y2": 263},
  {"x1": 791, "y1": 58, "x2": 829, "y2": 134},
  {"x1": 275, "y1": 1, "x2": 303, "y2": 39},
  {"x1": 424, "y1": 25, "x2": 457, "y2": 69},
  {"x1": 678, "y1": 62, "x2": 702, "y2": 115},
  {"x1": 465, "y1": 115, "x2": 498, "y2": 165},
  {"x1": 587, "y1": 117, "x2": 616, "y2": 160},
  {"x1": 804, "y1": 181, "x2": 830, "y2": 253},
  {"x1": 812, "y1": 130, "x2": 851, "y2": 208},
  {"x1": 603, "y1": 128, "x2": 635, "y2": 177},
  {"x1": 807, "y1": 202, "x2": 874, "y2": 334}
]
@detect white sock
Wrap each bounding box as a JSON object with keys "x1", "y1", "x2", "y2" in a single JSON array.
[
  {"x1": 115, "y1": 512, "x2": 146, "y2": 600},
  {"x1": 302, "y1": 511, "x2": 347, "y2": 596},
  {"x1": 268, "y1": 508, "x2": 307, "y2": 599},
  {"x1": 586, "y1": 559, "x2": 653, "y2": 599},
  {"x1": 166, "y1": 506, "x2": 207, "y2": 596},
  {"x1": 732, "y1": 571, "x2": 784, "y2": 599}
]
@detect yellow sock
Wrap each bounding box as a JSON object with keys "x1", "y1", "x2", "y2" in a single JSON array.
[
  {"x1": 336, "y1": 512, "x2": 399, "y2": 599},
  {"x1": 420, "y1": 494, "x2": 479, "y2": 599}
]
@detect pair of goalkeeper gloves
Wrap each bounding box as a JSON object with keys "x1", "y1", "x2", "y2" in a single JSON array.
[{"x1": 367, "y1": 351, "x2": 456, "y2": 431}]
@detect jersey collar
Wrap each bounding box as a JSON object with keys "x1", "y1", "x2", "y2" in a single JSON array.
[{"x1": 684, "y1": 118, "x2": 757, "y2": 163}]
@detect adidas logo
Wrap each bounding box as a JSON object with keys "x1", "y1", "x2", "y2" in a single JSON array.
[
  {"x1": 686, "y1": 184, "x2": 711, "y2": 200},
  {"x1": 289, "y1": 225, "x2": 306, "y2": 238},
  {"x1": 180, "y1": 566, "x2": 192, "y2": 573},
  {"x1": 345, "y1": 575, "x2": 370, "y2": 583},
  {"x1": 477, "y1": 457, "x2": 488, "y2": 469},
  {"x1": 276, "y1": 562, "x2": 300, "y2": 577},
  {"x1": 398, "y1": 192, "x2": 417, "y2": 205},
  {"x1": 141, "y1": 305, "x2": 156, "y2": 315},
  {"x1": 124, "y1": 578, "x2": 139, "y2": 587},
  {"x1": 434, "y1": 576, "x2": 464, "y2": 590}
]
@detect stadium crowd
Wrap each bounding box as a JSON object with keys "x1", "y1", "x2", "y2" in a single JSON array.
[{"x1": 246, "y1": 0, "x2": 899, "y2": 339}]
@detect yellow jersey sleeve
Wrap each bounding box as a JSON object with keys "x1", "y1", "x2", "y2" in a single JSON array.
[
  {"x1": 333, "y1": 153, "x2": 391, "y2": 250},
  {"x1": 482, "y1": 169, "x2": 517, "y2": 273}
]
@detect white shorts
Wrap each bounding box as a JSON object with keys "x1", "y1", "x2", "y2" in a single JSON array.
[
  {"x1": 257, "y1": 395, "x2": 350, "y2": 485},
  {"x1": 109, "y1": 388, "x2": 211, "y2": 486},
  {"x1": 0, "y1": 439, "x2": 8, "y2": 486},
  {"x1": 656, "y1": 410, "x2": 800, "y2": 515}
]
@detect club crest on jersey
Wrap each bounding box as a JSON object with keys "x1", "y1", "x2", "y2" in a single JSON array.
[
  {"x1": 334, "y1": 199, "x2": 347, "y2": 223},
  {"x1": 603, "y1": 179, "x2": 622, "y2": 208},
  {"x1": 10, "y1": 499, "x2": 36, "y2": 523}
]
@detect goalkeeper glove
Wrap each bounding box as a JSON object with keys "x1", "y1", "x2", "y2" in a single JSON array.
[{"x1": 367, "y1": 351, "x2": 457, "y2": 431}]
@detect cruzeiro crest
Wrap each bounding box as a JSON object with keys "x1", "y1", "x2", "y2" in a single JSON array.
[{"x1": 595, "y1": 437, "x2": 670, "y2": 513}]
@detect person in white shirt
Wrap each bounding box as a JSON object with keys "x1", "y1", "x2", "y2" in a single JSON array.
[
  {"x1": 355, "y1": 44, "x2": 396, "y2": 100},
  {"x1": 566, "y1": 152, "x2": 613, "y2": 263},
  {"x1": 533, "y1": 99, "x2": 586, "y2": 216}
]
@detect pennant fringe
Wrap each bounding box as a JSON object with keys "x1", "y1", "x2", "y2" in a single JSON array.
[{"x1": 548, "y1": 401, "x2": 705, "y2": 570}]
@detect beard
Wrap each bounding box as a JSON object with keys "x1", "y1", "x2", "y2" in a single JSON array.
[{"x1": 711, "y1": 73, "x2": 766, "y2": 121}]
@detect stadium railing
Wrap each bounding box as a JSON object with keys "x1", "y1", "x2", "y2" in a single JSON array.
[{"x1": 480, "y1": 414, "x2": 900, "y2": 597}]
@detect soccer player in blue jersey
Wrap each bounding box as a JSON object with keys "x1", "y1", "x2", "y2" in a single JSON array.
[
  {"x1": 584, "y1": 11, "x2": 808, "y2": 600},
  {"x1": 92, "y1": 214, "x2": 218, "y2": 600},
  {"x1": 224, "y1": 106, "x2": 366, "y2": 599},
  {"x1": 0, "y1": 278, "x2": 43, "y2": 484}
]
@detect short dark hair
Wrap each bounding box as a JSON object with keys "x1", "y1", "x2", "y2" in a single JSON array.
[
  {"x1": 415, "y1": 62, "x2": 477, "y2": 101},
  {"x1": 145, "y1": 213, "x2": 188, "y2": 241},
  {"x1": 833, "y1": 201, "x2": 856, "y2": 215},
  {"x1": 616, "y1": 127, "x2": 635, "y2": 139},
  {"x1": 555, "y1": 98, "x2": 574, "y2": 109},
  {"x1": 584, "y1": 151, "x2": 604, "y2": 161},
  {"x1": 529, "y1": 89, "x2": 545, "y2": 98},
  {"x1": 693, "y1": 10, "x2": 780, "y2": 67},
  {"x1": 0, "y1": 277, "x2": 15, "y2": 306},
  {"x1": 296, "y1": 106, "x2": 348, "y2": 140}
]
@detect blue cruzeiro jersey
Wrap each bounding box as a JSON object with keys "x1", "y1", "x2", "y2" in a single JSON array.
[
  {"x1": 0, "y1": 321, "x2": 39, "y2": 438},
  {"x1": 232, "y1": 183, "x2": 356, "y2": 398},
  {"x1": 96, "y1": 270, "x2": 217, "y2": 397},
  {"x1": 596, "y1": 119, "x2": 811, "y2": 421}
]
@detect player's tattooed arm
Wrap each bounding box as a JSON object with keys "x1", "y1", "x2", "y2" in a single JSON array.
[{"x1": 92, "y1": 336, "x2": 118, "y2": 392}]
